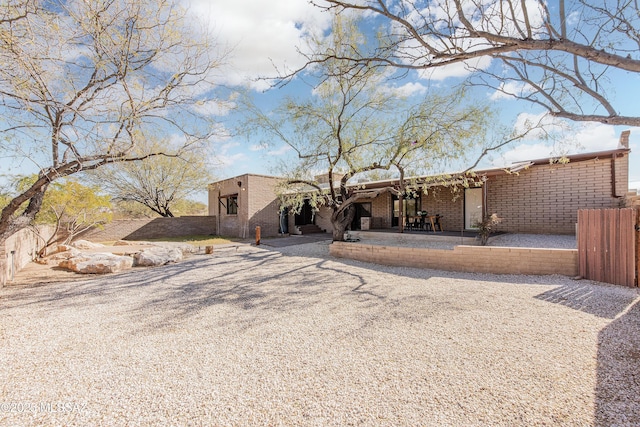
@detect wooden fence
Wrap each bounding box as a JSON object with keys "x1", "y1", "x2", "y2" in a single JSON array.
[{"x1": 577, "y1": 208, "x2": 637, "y2": 287}]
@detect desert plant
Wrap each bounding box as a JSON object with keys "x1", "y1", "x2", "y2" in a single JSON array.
[{"x1": 476, "y1": 214, "x2": 502, "y2": 246}]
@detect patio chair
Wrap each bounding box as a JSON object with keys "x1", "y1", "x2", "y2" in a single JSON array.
[
  {"x1": 406, "y1": 216, "x2": 417, "y2": 230},
  {"x1": 434, "y1": 214, "x2": 443, "y2": 231}
]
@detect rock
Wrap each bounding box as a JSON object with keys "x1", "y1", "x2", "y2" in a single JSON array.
[
  {"x1": 114, "y1": 240, "x2": 152, "y2": 246},
  {"x1": 42, "y1": 248, "x2": 81, "y2": 265},
  {"x1": 133, "y1": 247, "x2": 183, "y2": 267},
  {"x1": 59, "y1": 253, "x2": 133, "y2": 274},
  {"x1": 152, "y1": 242, "x2": 197, "y2": 254},
  {"x1": 56, "y1": 244, "x2": 75, "y2": 253},
  {"x1": 71, "y1": 240, "x2": 105, "y2": 250}
]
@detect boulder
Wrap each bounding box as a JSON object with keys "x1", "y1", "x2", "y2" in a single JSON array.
[
  {"x1": 56, "y1": 244, "x2": 75, "y2": 253},
  {"x1": 59, "y1": 252, "x2": 133, "y2": 274},
  {"x1": 114, "y1": 240, "x2": 153, "y2": 246},
  {"x1": 71, "y1": 240, "x2": 105, "y2": 250},
  {"x1": 41, "y1": 248, "x2": 81, "y2": 265},
  {"x1": 133, "y1": 247, "x2": 183, "y2": 267},
  {"x1": 152, "y1": 242, "x2": 197, "y2": 254}
]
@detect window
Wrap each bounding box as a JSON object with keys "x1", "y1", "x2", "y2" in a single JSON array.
[
  {"x1": 358, "y1": 202, "x2": 372, "y2": 217},
  {"x1": 226, "y1": 195, "x2": 238, "y2": 215}
]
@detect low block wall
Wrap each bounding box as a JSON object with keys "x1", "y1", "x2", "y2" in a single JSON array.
[
  {"x1": 81, "y1": 216, "x2": 217, "y2": 242},
  {"x1": 330, "y1": 242, "x2": 578, "y2": 276},
  {"x1": 1, "y1": 226, "x2": 54, "y2": 287}
]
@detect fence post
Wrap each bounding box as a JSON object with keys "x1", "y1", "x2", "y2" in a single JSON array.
[
  {"x1": 0, "y1": 247, "x2": 5, "y2": 289},
  {"x1": 636, "y1": 208, "x2": 640, "y2": 287},
  {"x1": 255, "y1": 226, "x2": 261, "y2": 246}
]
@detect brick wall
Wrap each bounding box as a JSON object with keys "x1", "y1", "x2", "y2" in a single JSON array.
[
  {"x1": 81, "y1": 219, "x2": 155, "y2": 241},
  {"x1": 124, "y1": 217, "x2": 216, "y2": 240},
  {"x1": 80, "y1": 217, "x2": 217, "y2": 242},
  {"x1": 487, "y1": 155, "x2": 626, "y2": 234},
  {"x1": 314, "y1": 206, "x2": 333, "y2": 233},
  {"x1": 372, "y1": 193, "x2": 391, "y2": 229},
  {"x1": 420, "y1": 186, "x2": 465, "y2": 231},
  {"x1": 330, "y1": 242, "x2": 578, "y2": 276},
  {"x1": 209, "y1": 174, "x2": 283, "y2": 238},
  {"x1": 1, "y1": 225, "x2": 54, "y2": 287},
  {"x1": 247, "y1": 175, "x2": 282, "y2": 237}
]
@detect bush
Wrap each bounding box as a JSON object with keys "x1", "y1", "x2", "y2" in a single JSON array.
[{"x1": 476, "y1": 213, "x2": 502, "y2": 246}]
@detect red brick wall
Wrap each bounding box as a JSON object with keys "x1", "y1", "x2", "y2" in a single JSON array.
[{"x1": 486, "y1": 155, "x2": 627, "y2": 234}]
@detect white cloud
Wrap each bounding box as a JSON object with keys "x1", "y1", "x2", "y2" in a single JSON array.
[
  {"x1": 490, "y1": 81, "x2": 534, "y2": 100},
  {"x1": 215, "y1": 141, "x2": 248, "y2": 168},
  {"x1": 415, "y1": 55, "x2": 493, "y2": 81},
  {"x1": 191, "y1": 99, "x2": 235, "y2": 117},
  {"x1": 491, "y1": 117, "x2": 640, "y2": 167},
  {"x1": 249, "y1": 143, "x2": 267, "y2": 151},
  {"x1": 268, "y1": 145, "x2": 293, "y2": 156},
  {"x1": 380, "y1": 81, "x2": 429, "y2": 97},
  {"x1": 184, "y1": 0, "x2": 331, "y2": 90}
]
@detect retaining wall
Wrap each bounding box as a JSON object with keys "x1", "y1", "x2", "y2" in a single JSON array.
[
  {"x1": 1, "y1": 226, "x2": 54, "y2": 288},
  {"x1": 81, "y1": 216, "x2": 217, "y2": 242},
  {"x1": 330, "y1": 242, "x2": 578, "y2": 276}
]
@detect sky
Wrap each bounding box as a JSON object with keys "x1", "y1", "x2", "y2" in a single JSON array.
[
  {"x1": 1, "y1": 0, "x2": 638, "y2": 199},
  {"x1": 182, "y1": 0, "x2": 640, "y2": 196}
]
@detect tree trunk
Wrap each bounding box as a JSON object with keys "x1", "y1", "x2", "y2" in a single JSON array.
[
  {"x1": 331, "y1": 204, "x2": 355, "y2": 241},
  {"x1": 0, "y1": 183, "x2": 49, "y2": 246}
]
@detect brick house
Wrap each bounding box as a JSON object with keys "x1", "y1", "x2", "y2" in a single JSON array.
[{"x1": 208, "y1": 134, "x2": 631, "y2": 238}]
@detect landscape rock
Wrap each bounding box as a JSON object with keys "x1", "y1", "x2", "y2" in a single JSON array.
[
  {"x1": 133, "y1": 247, "x2": 183, "y2": 267},
  {"x1": 152, "y1": 242, "x2": 197, "y2": 254},
  {"x1": 71, "y1": 240, "x2": 106, "y2": 250},
  {"x1": 114, "y1": 240, "x2": 153, "y2": 246},
  {"x1": 41, "y1": 248, "x2": 81, "y2": 265},
  {"x1": 59, "y1": 253, "x2": 133, "y2": 274}
]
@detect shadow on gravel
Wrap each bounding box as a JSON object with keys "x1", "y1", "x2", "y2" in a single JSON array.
[
  {"x1": 594, "y1": 298, "x2": 640, "y2": 426},
  {"x1": 534, "y1": 282, "x2": 638, "y2": 320}
]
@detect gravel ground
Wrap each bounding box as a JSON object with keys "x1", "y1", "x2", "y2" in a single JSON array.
[
  {"x1": 358, "y1": 232, "x2": 576, "y2": 250},
  {"x1": 1, "y1": 239, "x2": 639, "y2": 426}
]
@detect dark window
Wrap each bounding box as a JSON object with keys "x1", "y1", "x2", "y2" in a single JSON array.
[
  {"x1": 227, "y1": 195, "x2": 238, "y2": 215},
  {"x1": 358, "y1": 202, "x2": 372, "y2": 217}
]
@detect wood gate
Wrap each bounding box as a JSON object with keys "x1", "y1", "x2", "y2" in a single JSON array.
[{"x1": 577, "y1": 208, "x2": 637, "y2": 287}]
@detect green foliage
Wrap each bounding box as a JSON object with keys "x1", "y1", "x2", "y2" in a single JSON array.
[
  {"x1": 244, "y1": 14, "x2": 494, "y2": 240},
  {"x1": 0, "y1": 0, "x2": 225, "y2": 243},
  {"x1": 37, "y1": 179, "x2": 112, "y2": 227}
]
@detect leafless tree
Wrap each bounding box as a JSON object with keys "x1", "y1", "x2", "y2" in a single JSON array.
[
  {"x1": 0, "y1": 0, "x2": 226, "y2": 243},
  {"x1": 308, "y1": 0, "x2": 640, "y2": 126},
  {"x1": 247, "y1": 16, "x2": 531, "y2": 241},
  {"x1": 89, "y1": 141, "x2": 213, "y2": 217}
]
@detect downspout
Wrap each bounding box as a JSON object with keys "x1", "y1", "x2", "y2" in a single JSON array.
[
  {"x1": 482, "y1": 177, "x2": 488, "y2": 219},
  {"x1": 611, "y1": 155, "x2": 617, "y2": 198}
]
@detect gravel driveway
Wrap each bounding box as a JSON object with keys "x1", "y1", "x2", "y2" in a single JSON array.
[{"x1": 1, "y1": 241, "x2": 639, "y2": 426}]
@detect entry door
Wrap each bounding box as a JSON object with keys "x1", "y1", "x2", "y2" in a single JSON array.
[
  {"x1": 295, "y1": 200, "x2": 314, "y2": 226},
  {"x1": 392, "y1": 196, "x2": 420, "y2": 227},
  {"x1": 464, "y1": 188, "x2": 483, "y2": 229}
]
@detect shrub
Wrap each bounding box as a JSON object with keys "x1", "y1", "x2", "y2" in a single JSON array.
[{"x1": 476, "y1": 213, "x2": 502, "y2": 246}]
